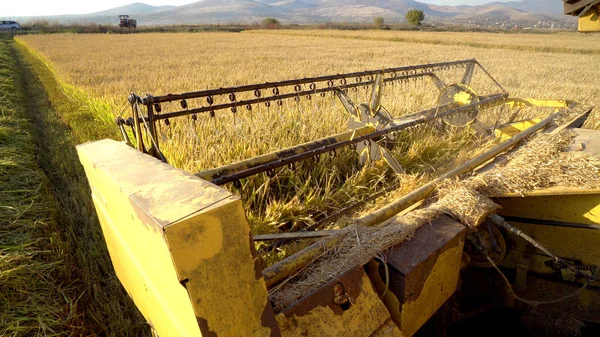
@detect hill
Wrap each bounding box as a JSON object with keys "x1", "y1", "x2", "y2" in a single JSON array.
[
  {"x1": 454, "y1": 4, "x2": 548, "y2": 21},
  {"x1": 487, "y1": 0, "x2": 564, "y2": 16},
  {"x1": 92, "y1": 2, "x2": 175, "y2": 16},
  {"x1": 15, "y1": 0, "x2": 574, "y2": 26}
]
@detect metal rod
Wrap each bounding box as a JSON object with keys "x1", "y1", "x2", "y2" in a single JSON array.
[
  {"x1": 474, "y1": 60, "x2": 507, "y2": 93},
  {"x1": 263, "y1": 229, "x2": 349, "y2": 288},
  {"x1": 254, "y1": 231, "x2": 335, "y2": 242},
  {"x1": 152, "y1": 72, "x2": 444, "y2": 121},
  {"x1": 499, "y1": 216, "x2": 600, "y2": 231},
  {"x1": 196, "y1": 126, "x2": 374, "y2": 181},
  {"x1": 145, "y1": 59, "x2": 476, "y2": 104},
  {"x1": 203, "y1": 94, "x2": 507, "y2": 185},
  {"x1": 489, "y1": 214, "x2": 599, "y2": 282},
  {"x1": 133, "y1": 105, "x2": 144, "y2": 152},
  {"x1": 146, "y1": 98, "x2": 160, "y2": 157},
  {"x1": 461, "y1": 62, "x2": 475, "y2": 85},
  {"x1": 489, "y1": 214, "x2": 561, "y2": 262},
  {"x1": 263, "y1": 110, "x2": 561, "y2": 289}
]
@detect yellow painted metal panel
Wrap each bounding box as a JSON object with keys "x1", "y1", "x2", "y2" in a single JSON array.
[
  {"x1": 399, "y1": 245, "x2": 463, "y2": 337},
  {"x1": 496, "y1": 192, "x2": 600, "y2": 226},
  {"x1": 275, "y1": 271, "x2": 394, "y2": 337},
  {"x1": 494, "y1": 118, "x2": 542, "y2": 142},
  {"x1": 495, "y1": 188, "x2": 600, "y2": 319},
  {"x1": 367, "y1": 216, "x2": 465, "y2": 337},
  {"x1": 369, "y1": 245, "x2": 464, "y2": 337},
  {"x1": 78, "y1": 139, "x2": 279, "y2": 337},
  {"x1": 497, "y1": 190, "x2": 600, "y2": 276},
  {"x1": 504, "y1": 98, "x2": 570, "y2": 109},
  {"x1": 579, "y1": 7, "x2": 600, "y2": 32},
  {"x1": 93, "y1": 197, "x2": 201, "y2": 336},
  {"x1": 369, "y1": 319, "x2": 405, "y2": 337},
  {"x1": 503, "y1": 222, "x2": 600, "y2": 274},
  {"x1": 165, "y1": 199, "x2": 278, "y2": 337},
  {"x1": 78, "y1": 139, "x2": 202, "y2": 337}
]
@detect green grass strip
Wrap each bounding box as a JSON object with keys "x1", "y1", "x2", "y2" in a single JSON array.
[
  {"x1": 0, "y1": 37, "x2": 84, "y2": 336},
  {"x1": 5, "y1": 37, "x2": 148, "y2": 336},
  {"x1": 14, "y1": 37, "x2": 118, "y2": 142}
]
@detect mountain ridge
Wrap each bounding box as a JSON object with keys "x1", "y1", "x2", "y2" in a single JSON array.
[{"x1": 15, "y1": 0, "x2": 571, "y2": 26}]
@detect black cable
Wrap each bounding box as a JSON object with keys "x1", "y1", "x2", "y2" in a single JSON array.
[
  {"x1": 483, "y1": 214, "x2": 600, "y2": 307},
  {"x1": 489, "y1": 214, "x2": 599, "y2": 282}
]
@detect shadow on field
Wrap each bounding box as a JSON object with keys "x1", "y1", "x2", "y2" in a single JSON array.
[{"x1": 11, "y1": 39, "x2": 149, "y2": 336}]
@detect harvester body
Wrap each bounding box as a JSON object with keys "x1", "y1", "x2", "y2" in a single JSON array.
[
  {"x1": 564, "y1": 0, "x2": 600, "y2": 31},
  {"x1": 78, "y1": 59, "x2": 600, "y2": 336}
]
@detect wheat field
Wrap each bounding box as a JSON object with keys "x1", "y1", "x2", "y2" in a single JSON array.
[
  {"x1": 5, "y1": 29, "x2": 599, "y2": 336},
  {"x1": 15, "y1": 30, "x2": 600, "y2": 250}
]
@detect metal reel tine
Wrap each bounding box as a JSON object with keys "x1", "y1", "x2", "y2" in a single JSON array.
[
  {"x1": 334, "y1": 88, "x2": 359, "y2": 119},
  {"x1": 430, "y1": 76, "x2": 446, "y2": 92},
  {"x1": 376, "y1": 106, "x2": 393, "y2": 125},
  {"x1": 380, "y1": 147, "x2": 405, "y2": 174},
  {"x1": 370, "y1": 73, "x2": 384, "y2": 116},
  {"x1": 359, "y1": 148, "x2": 369, "y2": 167},
  {"x1": 461, "y1": 62, "x2": 476, "y2": 85}
]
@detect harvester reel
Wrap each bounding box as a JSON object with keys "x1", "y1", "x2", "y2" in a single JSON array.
[
  {"x1": 437, "y1": 84, "x2": 480, "y2": 127},
  {"x1": 126, "y1": 59, "x2": 513, "y2": 186},
  {"x1": 336, "y1": 74, "x2": 403, "y2": 174}
]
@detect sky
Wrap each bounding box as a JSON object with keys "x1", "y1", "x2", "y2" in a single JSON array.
[
  {"x1": 3, "y1": 0, "x2": 517, "y2": 17},
  {"x1": 3, "y1": 0, "x2": 197, "y2": 17},
  {"x1": 419, "y1": 0, "x2": 514, "y2": 5}
]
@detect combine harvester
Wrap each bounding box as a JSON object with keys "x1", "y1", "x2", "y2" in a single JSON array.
[
  {"x1": 77, "y1": 55, "x2": 600, "y2": 336},
  {"x1": 564, "y1": 0, "x2": 600, "y2": 32}
]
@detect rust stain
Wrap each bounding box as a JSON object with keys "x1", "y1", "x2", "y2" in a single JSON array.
[
  {"x1": 196, "y1": 317, "x2": 218, "y2": 337},
  {"x1": 280, "y1": 266, "x2": 364, "y2": 318},
  {"x1": 261, "y1": 302, "x2": 282, "y2": 337},
  {"x1": 385, "y1": 216, "x2": 465, "y2": 302},
  {"x1": 249, "y1": 231, "x2": 266, "y2": 281}
]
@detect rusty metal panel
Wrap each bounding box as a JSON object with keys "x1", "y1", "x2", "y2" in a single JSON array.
[
  {"x1": 275, "y1": 266, "x2": 396, "y2": 337},
  {"x1": 368, "y1": 216, "x2": 466, "y2": 337}
]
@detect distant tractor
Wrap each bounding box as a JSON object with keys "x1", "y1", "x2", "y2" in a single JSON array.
[{"x1": 119, "y1": 15, "x2": 137, "y2": 29}]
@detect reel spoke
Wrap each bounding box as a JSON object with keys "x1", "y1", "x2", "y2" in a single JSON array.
[
  {"x1": 369, "y1": 73, "x2": 383, "y2": 116},
  {"x1": 335, "y1": 89, "x2": 359, "y2": 120},
  {"x1": 380, "y1": 147, "x2": 404, "y2": 174},
  {"x1": 339, "y1": 73, "x2": 406, "y2": 174}
]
